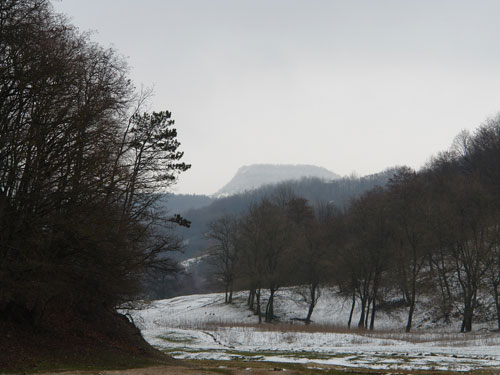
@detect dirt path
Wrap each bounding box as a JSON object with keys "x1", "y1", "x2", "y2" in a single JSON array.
[
  {"x1": 39, "y1": 364, "x2": 315, "y2": 375},
  {"x1": 34, "y1": 361, "x2": 481, "y2": 375}
]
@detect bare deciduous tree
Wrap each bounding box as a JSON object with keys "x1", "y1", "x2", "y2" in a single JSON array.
[
  {"x1": 0, "y1": 0, "x2": 189, "y2": 327},
  {"x1": 207, "y1": 214, "x2": 240, "y2": 303}
]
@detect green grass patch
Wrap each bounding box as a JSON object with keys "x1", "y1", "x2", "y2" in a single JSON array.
[
  {"x1": 157, "y1": 333, "x2": 197, "y2": 344},
  {"x1": 158, "y1": 348, "x2": 500, "y2": 375},
  {"x1": 222, "y1": 348, "x2": 351, "y2": 360},
  {"x1": 185, "y1": 357, "x2": 500, "y2": 375}
]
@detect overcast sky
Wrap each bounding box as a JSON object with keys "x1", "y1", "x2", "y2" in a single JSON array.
[{"x1": 52, "y1": 0, "x2": 500, "y2": 195}]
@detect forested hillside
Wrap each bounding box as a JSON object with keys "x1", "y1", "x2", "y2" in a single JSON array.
[
  {"x1": 175, "y1": 169, "x2": 396, "y2": 260},
  {"x1": 203, "y1": 121, "x2": 500, "y2": 333},
  {"x1": 144, "y1": 170, "x2": 396, "y2": 299},
  {"x1": 157, "y1": 193, "x2": 214, "y2": 214},
  {"x1": 0, "y1": 0, "x2": 187, "y2": 369}
]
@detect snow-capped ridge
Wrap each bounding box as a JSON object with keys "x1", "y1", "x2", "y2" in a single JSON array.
[{"x1": 213, "y1": 164, "x2": 340, "y2": 197}]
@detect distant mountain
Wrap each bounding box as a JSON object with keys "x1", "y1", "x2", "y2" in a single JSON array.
[{"x1": 214, "y1": 164, "x2": 340, "y2": 197}]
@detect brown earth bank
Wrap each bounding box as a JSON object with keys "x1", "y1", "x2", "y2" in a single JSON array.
[{"x1": 0, "y1": 305, "x2": 171, "y2": 373}]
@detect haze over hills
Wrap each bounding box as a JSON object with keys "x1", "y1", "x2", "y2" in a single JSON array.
[
  {"x1": 148, "y1": 167, "x2": 397, "y2": 299},
  {"x1": 159, "y1": 164, "x2": 341, "y2": 217},
  {"x1": 213, "y1": 164, "x2": 340, "y2": 197},
  {"x1": 158, "y1": 193, "x2": 214, "y2": 214}
]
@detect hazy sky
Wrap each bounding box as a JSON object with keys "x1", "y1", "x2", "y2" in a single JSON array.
[{"x1": 52, "y1": 0, "x2": 500, "y2": 195}]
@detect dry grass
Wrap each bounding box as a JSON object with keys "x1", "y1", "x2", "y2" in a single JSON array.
[{"x1": 171, "y1": 320, "x2": 500, "y2": 345}]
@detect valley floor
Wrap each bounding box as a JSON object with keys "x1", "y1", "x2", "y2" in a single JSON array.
[
  {"x1": 36, "y1": 361, "x2": 444, "y2": 375},
  {"x1": 125, "y1": 290, "x2": 500, "y2": 373}
]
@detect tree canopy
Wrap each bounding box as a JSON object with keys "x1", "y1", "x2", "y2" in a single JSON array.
[{"x1": 0, "y1": 0, "x2": 189, "y2": 327}]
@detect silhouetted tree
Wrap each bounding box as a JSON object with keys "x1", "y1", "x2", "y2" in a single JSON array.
[
  {"x1": 207, "y1": 214, "x2": 240, "y2": 303},
  {"x1": 388, "y1": 167, "x2": 431, "y2": 332},
  {"x1": 289, "y1": 199, "x2": 342, "y2": 324},
  {"x1": 348, "y1": 187, "x2": 392, "y2": 330},
  {"x1": 0, "y1": 0, "x2": 189, "y2": 327}
]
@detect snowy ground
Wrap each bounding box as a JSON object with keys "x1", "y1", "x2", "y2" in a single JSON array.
[{"x1": 125, "y1": 289, "x2": 500, "y2": 372}]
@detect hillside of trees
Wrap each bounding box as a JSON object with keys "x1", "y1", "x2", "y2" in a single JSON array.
[
  {"x1": 205, "y1": 121, "x2": 500, "y2": 333},
  {"x1": 174, "y1": 169, "x2": 397, "y2": 260},
  {"x1": 0, "y1": 0, "x2": 188, "y2": 369},
  {"x1": 157, "y1": 193, "x2": 214, "y2": 214},
  {"x1": 142, "y1": 170, "x2": 397, "y2": 299}
]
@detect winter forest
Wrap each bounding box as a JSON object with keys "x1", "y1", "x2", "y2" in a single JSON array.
[
  {"x1": 205, "y1": 123, "x2": 500, "y2": 333},
  {"x1": 3, "y1": 0, "x2": 500, "y2": 373}
]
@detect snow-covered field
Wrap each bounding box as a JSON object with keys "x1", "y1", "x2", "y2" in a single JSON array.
[{"x1": 125, "y1": 289, "x2": 500, "y2": 372}]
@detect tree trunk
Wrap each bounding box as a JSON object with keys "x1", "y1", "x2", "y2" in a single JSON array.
[
  {"x1": 365, "y1": 297, "x2": 371, "y2": 329},
  {"x1": 228, "y1": 281, "x2": 233, "y2": 304},
  {"x1": 224, "y1": 284, "x2": 228, "y2": 304},
  {"x1": 435, "y1": 266, "x2": 451, "y2": 323},
  {"x1": 305, "y1": 283, "x2": 318, "y2": 324},
  {"x1": 248, "y1": 288, "x2": 255, "y2": 310},
  {"x1": 461, "y1": 286, "x2": 478, "y2": 333},
  {"x1": 462, "y1": 310, "x2": 473, "y2": 333},
  {"x1": 256, "y1": 288, "x2": 262, "y2": 323},
  {"x1": 462, "y1": 299, "x2": 473, "y2": 333},
  {"x1": 347, "y1": 292, "x2": 356, "y2": 328},
  {"x1": 369, "y1": 297, "x2": 377, "y2": 330},
  {"x1": 265, "y1": 288, "x2": 275, "y2": 323},
  {"x1": 405, "y1": 298, "x2": 415, "y2": 333},
  {"x1": 369, "y1": 268, "x2": 382, "y2": 331},
  {"x1": 437, "y1": 251, "x2": 453, "y2": 323},
  {"x1": 493, "y1": 283, "x2": 500, "y2": 330},
  {"x1": 406, "y1": 278, "x2": 417, "y2": 332},
  {"x1": 358, "y1": 296, "x2": 366, "y2": 328}
]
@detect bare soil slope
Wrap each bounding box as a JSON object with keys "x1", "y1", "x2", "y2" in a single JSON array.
[{"x1": 0, "y1": 306, "x2": 171, "y2": 373}]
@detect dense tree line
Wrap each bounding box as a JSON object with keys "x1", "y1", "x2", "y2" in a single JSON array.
[
  {"x1": 174, "y1": 169, "x2": 396, "y2": 265},
  {"x1": 0, "y1": 0, "x2": 188, "y2": 327},
  {"x1": 207, "y1": 118, "x2": 500, "y2": 332}
]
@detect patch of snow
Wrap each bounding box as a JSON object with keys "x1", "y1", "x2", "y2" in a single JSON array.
[
  {"x1": 180, "y1": 255, "x2": 209, "y2": 270},
  {"x1": 125, "y1": 289, "x2": 500, "y2": 372}
]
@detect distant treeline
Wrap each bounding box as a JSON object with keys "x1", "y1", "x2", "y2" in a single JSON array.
[
  {"x1": 168, "y1": 170, "x2": 396, "y2": 260},
  {"x1": 157, "y1": 193, "x2": 214, "y2": 214},
  {"x1": 205, "y1": 119, "x2": 500, "y2": 333},
  {"x1": 143, "y1": 170, "x2": 396, "y2": 298}
]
